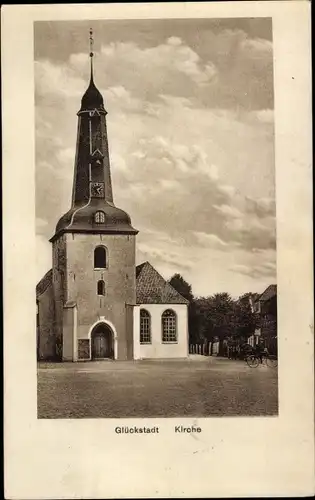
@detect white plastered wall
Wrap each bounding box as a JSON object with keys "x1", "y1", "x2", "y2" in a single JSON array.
[{"x1": 133, "y1": 303, "x2": 188, "y2": 359}]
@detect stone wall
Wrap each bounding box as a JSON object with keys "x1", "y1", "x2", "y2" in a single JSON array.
[
  {"x1": 37, "y1": 282, "x2": 56, "y2": 360},
  {"x1": 52, "y1": 235, "x2": 67, "y2": 358},
  {"x1": 62, "y1": 303, "x2": 78, "y2": 361},
  {"x1": 65, "y1": 232, "x2": 136, "y2": 360}
]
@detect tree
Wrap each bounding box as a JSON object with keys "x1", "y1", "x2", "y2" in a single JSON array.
[
  {"x1": 190, "y1": 297, "x2": 213, "y2": 343},
  {"x1": 168, "y1": 274, "x2": 196, "y2": 342},
  {"x1": 192, "y1": 293, "x2": 234, "y2": 346},
  {"x1": 191, "y1": 292, "x2": 259, "y2": 353},
  {"x1": 168, "y1": 275, "x2": 260, "y2": 352},
  {"x1": 168, "y1": 273, "x2": 194, "y2": 302},
  {"x1": 206, "y1": 293, "x2": 235, "y2": 341},
  {"x1": 235, "y1": 293, "x2": 261, "y2": 339}
]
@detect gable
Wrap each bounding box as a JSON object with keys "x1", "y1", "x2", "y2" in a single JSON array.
[
  {"x1": 36, "y1": 269, "x2": 53, "y2": 298},
  {"x1": 136, "y1": 262, "x2": 189, "y2": 305},
  {"x1": 259, "y1": 284, "x2": 277, "y2": 302}
]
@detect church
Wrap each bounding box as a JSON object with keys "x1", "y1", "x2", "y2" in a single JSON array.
[{"x1": 36, "y1": 34, "x2": 189, "y2": 362}]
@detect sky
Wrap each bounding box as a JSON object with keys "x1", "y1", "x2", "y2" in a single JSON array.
[{"x1": 35, "y1": 18, "x2": 276, "y2": 299}]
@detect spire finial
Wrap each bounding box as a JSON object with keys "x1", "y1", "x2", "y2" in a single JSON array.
[{"x1": 89, "y1": 28, "x2": 94, "y2": 81}]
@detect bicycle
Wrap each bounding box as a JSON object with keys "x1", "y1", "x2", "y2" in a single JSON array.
[{"x1": 245, "y1": 352, "x2": 278, "y2": 369}]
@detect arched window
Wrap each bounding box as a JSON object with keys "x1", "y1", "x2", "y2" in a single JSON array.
[
  {"x1": 97, "y1": 280, "x2": 105, "y2": 296},
  {"x1": 140, "y1": 309, "x2": 151, "y2": 344},
  {"x1": 94, "y1": 211, "x2": 105, "y2": 224},
  {"x1": 94, "y1": 246, "x2": 107, "y2": 269},
  {"x1": 162, "y1": 309, "x2": 177, "y2": 342}
]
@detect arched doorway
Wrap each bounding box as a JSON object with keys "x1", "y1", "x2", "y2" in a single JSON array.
[{"x1": 91, "y1": 323, "x2": 114, "y2": 360}]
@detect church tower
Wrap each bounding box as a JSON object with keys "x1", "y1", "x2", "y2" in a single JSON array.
[{"x1": 50, "y1": 30, "x2": 138, "y2": 361}]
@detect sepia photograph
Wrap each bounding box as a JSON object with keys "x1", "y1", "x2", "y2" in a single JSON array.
[
  {"x1": 35, "y1": 18, "x2": 278, "y2": 419},
  {"x1": 3, "y1": 3, "x2": 313, "y2": 499}
]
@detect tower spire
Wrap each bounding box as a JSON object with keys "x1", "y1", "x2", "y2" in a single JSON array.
[
  {"x1": 50, "y1": 27, "x2": 138, "y2": 241},
  {"x1": 89, "y1": 28, "x2": 94, "y2": 82},
  {"x1": 79, "y1": 28, "x2": 105, "y2": 112}
]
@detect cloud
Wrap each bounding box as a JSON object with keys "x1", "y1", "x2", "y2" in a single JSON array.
[
  {"x1": 103, "y1": 85, "x2": 142, "y2": 112},
  {"x1": 230, "y1": 259, "x2": 276, "y2": 280},
  {"x1": 244, "y1": 196, "x2": 276, "y2": 218},
  {"x1": 56, "y1": 147, "x2": 75, "y2": 165},
  {"x1": 193, "y1": 232, "x2": 228, "y2": 249},
  {"x1": 180, "y1": 28, "x2": 274, "y2": 110},
  {"x1": 167, "y1": 36, "x2": 182, "y2": 46},
  {"x1": 67, "y1": 37, "x2": 218, "y2": 110},
  {"x1": 240, "y1": 37, "x2": 273, "y2": 54},
  {"x1": 115, "y1": 129, "x2": 275, "y2": 254},
  {"x1": 35, "y1": 24, "x2": 275, "y2": 296},
  {"x1": 213, "y1": 204, "x2": 243, "y2": 218},
  {"x1": 136, "y1": 229, "x2": 194, "y2": 277},
  {"x1": 101, "y1": 37, "x2": 218, "y2": 86},
  {"x1": 137, "y1": 242, "x2": 194, "y2": 274},
  {"x1": 35, "y1": 132, "x2": 74, "y2": 239},
  {"x1": 37, "y1": 26, "x2": 273, "y2": 111},
  {"x1": 35, "y1": 59, "x2": 85, "y2": 101},
  {"x1": 224, "y1": 211, "x2": 276, "y2": 251},
  {"x1": 251, "y1": 109, "x2": 274, "y2": 123}
]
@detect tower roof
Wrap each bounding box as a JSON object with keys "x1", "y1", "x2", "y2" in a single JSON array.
[
  {"x1": 79, "y1": 28, "x2": 106, "y2": 113},
  {"x1": 80, "y1": 77, "x2": 105, "y2": 112},
  {"x1": 52, "y1": 202, "x2": 137, "y2": 241},
  {"x1": 50, "y1": 28, "x2": 138, "y2": 242}
]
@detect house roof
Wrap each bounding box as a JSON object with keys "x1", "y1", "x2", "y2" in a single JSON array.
[
  {"x1": 36, "y1": 268, "x2": 53, "y2": 298},
  {"x1": 136, "y1": 261, "x2": 189, "y2": 305},
  {"x1": 251, "y1": 293, "x2": 261, "y2": 302},
  {"x1": 259, "y1": 284, "x2": 277, "y2": 302}
]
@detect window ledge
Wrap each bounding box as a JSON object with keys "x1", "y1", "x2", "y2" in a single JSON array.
[
  {"x1": 94, "y1": 268, "x2": 107, "y2": 271},
  {"x1": 162, "y1": 341, "x2": 178, "y2": 344},
  {"x1": 140, "y1": 342, "x2": 152, "y2": 345}
]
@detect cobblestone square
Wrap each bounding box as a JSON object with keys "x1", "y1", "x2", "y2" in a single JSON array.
[{"x1": 37, "y1": 356, "x2": 278, "y2": 418}]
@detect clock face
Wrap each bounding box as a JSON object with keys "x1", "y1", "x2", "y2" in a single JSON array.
[{"x1": 91, "y1": 182, "x2": 105, "y2": 198}]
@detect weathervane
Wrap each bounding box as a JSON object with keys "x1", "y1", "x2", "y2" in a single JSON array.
[
  {"x1": 89, "y1": 28, "x2": 94, "y2": 80},
  {"x1": 89, "y1": 28, "x2": 94, "y2": 58}
]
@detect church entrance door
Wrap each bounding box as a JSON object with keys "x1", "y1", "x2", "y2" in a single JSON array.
[{"x1": 91, "y1": 323, "x2": 114, "y2": 360}]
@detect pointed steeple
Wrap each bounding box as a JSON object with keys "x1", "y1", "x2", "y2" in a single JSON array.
[
  {"x1": 80, "y1": 29, "x2": 106, "y2": 113},
  {"x1": 50, "y1": 29, "x2": 137, "y2": 242}
]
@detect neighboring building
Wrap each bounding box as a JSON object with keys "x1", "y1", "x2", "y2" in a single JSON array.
[
  {"x1": 247, "y1": 292, "x2": 262, "y2": 347},
  {"x1": 36, "y1": 39, "x2": 188, "y2": 362},
  {"x1": 249, "y1": 285, "x2": 277, "y2": 353}
]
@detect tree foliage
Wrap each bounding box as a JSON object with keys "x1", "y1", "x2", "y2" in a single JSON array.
[
  {"x1": 168, "y1": 273, "x2": 194, "y2": 302},
  {"x1": 168, "y1": 274, "x2": 196, "y2": 341},
  {"x1": 168, "y1": 274, "x2": 260, "y2": 346},
  {"x1": 191, "y1": 292, "x2": 260, "y2": 344}
]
